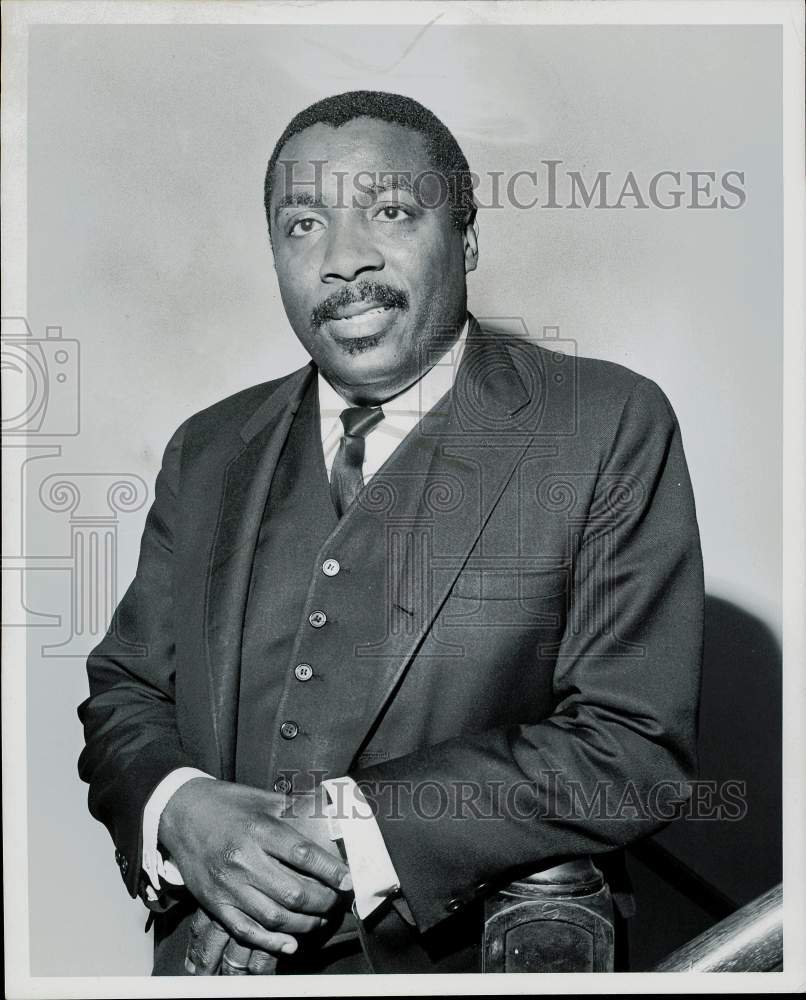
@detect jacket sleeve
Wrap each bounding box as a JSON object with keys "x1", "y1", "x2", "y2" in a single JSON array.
[
  {"x1": 77, "y1": 418, "x2": 197, "y2": 904},
  {"x1": 352, "y1": 377, "x2": 705, "y2": 933}
]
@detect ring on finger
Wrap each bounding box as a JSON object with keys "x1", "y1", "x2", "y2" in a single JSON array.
[{"x1": 221, "y1": 959, "x2": 250, "y2": 974}]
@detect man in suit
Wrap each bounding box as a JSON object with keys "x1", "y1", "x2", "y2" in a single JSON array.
[{"x1": 78, "y1": 90, "x2": 704, "y2": 976}]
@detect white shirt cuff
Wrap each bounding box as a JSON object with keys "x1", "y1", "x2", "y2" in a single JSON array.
[
  {"x1": 321, "y1": 776, "x2": 400, "y2": 920},
  {"x1": 141, "y1": 767, "x2": 215, "y2": 894}
]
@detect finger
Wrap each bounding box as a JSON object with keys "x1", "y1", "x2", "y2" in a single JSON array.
[
  {"x1": 237, "y1": 883, "x2": 326, "y2": 934},
  {"x1": 217, "y1": 904, "x2": 307, "y2": 955},
  {"x1": 220, "y1": 940, "x2": 251, "y2": 976},
  {"x1": 248, "y1": 855, "x2": 339, "y2": 917},
  {"x1": 261, "y1": 827, "x2": 351, "y2": 892},
  {"x1": 249, "y1": 948, "x2": 284, "y2": 975},
  {"x1": 185, "y1": 910, "x2": 230, "y2": 975}
]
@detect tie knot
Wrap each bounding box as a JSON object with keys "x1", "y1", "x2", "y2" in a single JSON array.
[{"x1": 340, "y1": 405, "x2": 384, "y2": 439}]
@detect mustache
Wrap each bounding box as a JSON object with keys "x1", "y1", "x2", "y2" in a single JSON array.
[{"x1": 310, "y1": 282, "x2": 409, "y2": 329}]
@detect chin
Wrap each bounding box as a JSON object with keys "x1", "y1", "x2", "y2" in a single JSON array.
[
  {"x1": 329, "y1": 334, "x2": 399, "y2": 373},
  {"x1": 331, "y1": 333, "x2": 385, "y2": 357},
  {"x1": 328, "y1": 354, "x2": 406, "y2": 397}
]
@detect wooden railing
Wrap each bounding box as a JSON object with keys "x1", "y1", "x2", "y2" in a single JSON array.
[{"x1": 654, "y1": 883, "x2": 783, "y2": 971}]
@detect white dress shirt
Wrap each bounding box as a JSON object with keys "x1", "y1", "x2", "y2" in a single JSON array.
[{"x1": 142, "y1": 319, "x2": 469, "y2": 917}]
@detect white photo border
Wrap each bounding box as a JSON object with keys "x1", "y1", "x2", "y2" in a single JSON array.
[{"x1": 2, "y1": 1, "x2": 803, "y2": 996}]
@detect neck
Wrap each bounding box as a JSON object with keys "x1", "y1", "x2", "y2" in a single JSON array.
[{"x1": 322, "y1": 315, "x2": 469, "y2": 406}]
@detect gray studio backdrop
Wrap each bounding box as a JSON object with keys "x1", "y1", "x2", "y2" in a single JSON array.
[{"x1": 21, "y1": 24, "x2": 781, "y2": 975}]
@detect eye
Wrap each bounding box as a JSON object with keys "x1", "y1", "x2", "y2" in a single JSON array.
[
  {"x1": 288, "y1": 216, "x2": 325, "y2": 237},
  {"x1": 373, "y1": 205, "x2": 412, "y2": 223}
]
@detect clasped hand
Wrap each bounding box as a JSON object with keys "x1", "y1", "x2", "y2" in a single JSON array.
[{"x1": 157, "y1": 778, "x2": 351, "y2": 974}]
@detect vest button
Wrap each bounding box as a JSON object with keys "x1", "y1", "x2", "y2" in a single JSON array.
[
  {"x1": 280, "y1": 720, "x2": 299, "y2": 740},
  {"x1": 308, "y1": 610, "x2": 327, "y2": 628},
  {"x1": 322, "y1": 558, "x2": 340, "y2": 577},
  {"x1": 294, "y1": 663, "x2": 313, "y2": 682},
  {"x1": 274, "y1": 776, "x2": 292, "y2": 794}
]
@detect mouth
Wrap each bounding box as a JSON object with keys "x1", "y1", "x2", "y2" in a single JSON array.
[
  {"x1": 330, "y1": 301, "x2": 394, "y2": 320},
  {"x1": 325, "y1": 304, "x2": 400, "y2": 339}
]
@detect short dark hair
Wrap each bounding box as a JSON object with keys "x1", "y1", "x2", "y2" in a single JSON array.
[{"x1": 264, "y1": 90, "x2": 476, "y2": 236}]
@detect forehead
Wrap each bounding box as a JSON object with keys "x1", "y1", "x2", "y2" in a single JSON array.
[{"x1": 270, "y1": 117, "x2": 434, "y2": 199}]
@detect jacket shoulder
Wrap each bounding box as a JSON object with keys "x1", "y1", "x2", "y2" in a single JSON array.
[
  {"x1": 511, "y1": 335, "x2": 677, "y2": 420},
  {"x1": 191, "y1": 370, "x2": 301, "y2": 426},
  {"x1": 492, "y1": 331, "x2": 679, "y2": 454},
  {"x1": 173, "y1": 366, "x2": 309, "y2": 446},
  {"x1": 527, "y1": 339, "x2": 645, "y2": 397}
]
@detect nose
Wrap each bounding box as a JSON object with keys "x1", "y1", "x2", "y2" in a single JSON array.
[{"x1": 319, "y1": 216, "x2": 384, "y2": 283}]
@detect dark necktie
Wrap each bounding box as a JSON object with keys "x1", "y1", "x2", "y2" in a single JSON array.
[{"x1": 330, "y1": 406, "x2": 384, "y2": 518}]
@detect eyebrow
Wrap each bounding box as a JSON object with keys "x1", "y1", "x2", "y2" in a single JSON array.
[
  {"x1": 358, "y1": 175, "x2": 416, "y2": 197},
  {"x1": 273, "y1": 191, "x2": 326, "y2": 222}
]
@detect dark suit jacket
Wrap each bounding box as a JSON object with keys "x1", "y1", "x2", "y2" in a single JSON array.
[{"x1": 78, "y1": 318, "x2": 704, "y2": 973}]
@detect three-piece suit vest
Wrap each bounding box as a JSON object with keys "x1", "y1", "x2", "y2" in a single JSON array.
[{"x1": 236, "y1": 374, "x2": 377, "y2": 795}]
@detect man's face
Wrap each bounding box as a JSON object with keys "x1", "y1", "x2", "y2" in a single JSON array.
[{"x1": 269, "y1": 117, "x2": 477, "y2": 404}]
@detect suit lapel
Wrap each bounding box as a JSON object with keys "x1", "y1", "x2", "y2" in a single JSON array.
[
  {"x1": 205, "y1": 363, "x2": 314, "y2": 778},
  {"x1": 331, "y1": 322, "x2": 541, "y2": 756}
]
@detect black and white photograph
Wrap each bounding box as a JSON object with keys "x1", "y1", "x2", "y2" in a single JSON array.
[{"x1": 2, "y1": 1, "x2": 804, "y2": 995}]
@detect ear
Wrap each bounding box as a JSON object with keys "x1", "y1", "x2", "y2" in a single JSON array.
[{"x1": 463, "y1": 218, "x2": 479, "y2": 274}]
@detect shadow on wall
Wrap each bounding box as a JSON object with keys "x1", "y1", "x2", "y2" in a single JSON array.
[{"x1": 626, "y1": 593, "x2": 783, "y2": 970}]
